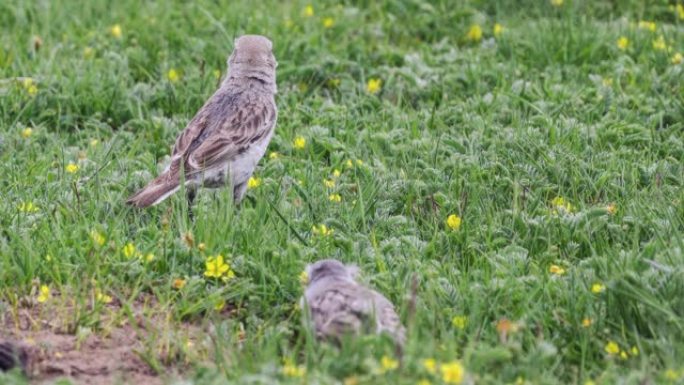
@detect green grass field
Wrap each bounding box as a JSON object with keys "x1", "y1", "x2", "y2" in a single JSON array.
[{"x1": 1, "y1": 0, "x2": 683, "y2": 384}]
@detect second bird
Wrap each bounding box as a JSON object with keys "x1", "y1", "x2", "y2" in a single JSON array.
[{"x1": 127, "y1": 35, "x2": 278, "y2": 208}]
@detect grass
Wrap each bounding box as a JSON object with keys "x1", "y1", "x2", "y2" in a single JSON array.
[{"x1": 1, "y1": 0, "x2": 683, "y2": 384}]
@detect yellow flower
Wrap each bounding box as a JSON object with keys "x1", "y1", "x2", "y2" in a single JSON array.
[
  {"x1": 581, "y1": 318, "x2": 593, "y2": 327},
  {"x1": 591, "y1": 283, "x2": 605, "y2": 294},
  {"x1": 83, "y1": 47, "x2": 94, "y2": 59},
  {"x1": 213, "y1": 69, "x2": 221, "y2": 79},
  {"x1": 606, "y1": 203, "x2": 617, "y2": 214},
  {"x1": 18, "y1": 201, "x2": 39, "y2": 213},
  {"x1": 90, "y1": 138, "x2": 99, "y2": 147},
  {"x1": 37, "y1": 285, "x2": 50, "y2": 303},
  {"x1": 328, "y1": 193, "x2": 342, "y2": 202},
  {"x1": 312, "y1": 224, "x2": 333, "y2": 236},
  {"x1": 167, "y1": 68, "x2": 180, "y2": 83},
  {"x1": 551, "y1": 196, "x2": 574, "y2": 213},
  {"x1": 355, "y1": 159, "x2": 363, "y2": 166},
  {"x1": 323, "y1": 17, "x2": 334, "y2": 28},
  {"x1": 380, "y1": 355, "x2": 399, "y2": 372},
  {"x1": 446, "y1": 214, "x2": 462, "y2": 230},
  {"x1": 303, "y1": 5, "x2": 314, "y2": 17},
  {"x1": 440, "y1": 360, "x2": 465, "y2": 384},
  {"x1": 282, "y1": 359, "x2": 306, "y2": 377},
  {"x1": 617, "y1": 36, "x2": 629, "y2": 50},
  {"x1": 144, "y1": 253, "x2": 155, "y2": 262},
  {"x1": 422, "y1": 358, "x2": 437, "y2": 374},
  {"x1": 109, "y1": 24, "x2": 122, "y2": 38},
  {"x1": 21, "y1": 127, "x2": 33, "y2": 138},
  {"x1": 172, "y1": 278, "x2": 187, "y2": 289},
  {"x1": 452, "y1": 315, "x2": 467, "y2": 329},
  {"x1": 269, "y1": 151, "x2": 280, "y2": 160},
  {"x1": 652, "y1": 36, "x2": 667, "y2": 51},
  {"x1": 605, "y1": 341, "x2": 620, "y2": 355},
  {"x1": 366, "y1": 78, "x2": 382, "y2": 94},
  {"x1": 214, "y1": 300, "x2": 225, "y2": 311},
  {"x1": 466, "y1": 24, "x2": 483, "y2": 42},
  {"x1": 638, "y1": 21, "x2": 656, "y2": 32},
  {"x1": 664, "y1": 369, "x2": 679, "y2": 380},
  {"x1": 65, "y1": 162, "x2": 79, "y2": 174},
  {"x1": 198, "y1": 243, "x2": 206, "y2": 252},
  {"x1": 299, "y1": 271, "x2": 309, "y2": 285},
  {"x1": 549, "y1": 264, "x2": 566, "y2": 276},
  {"x1": 332, "y1": 169, "x2": 341, "y2": 178},
  {"x1": 204, "y1": 255, "x2": 235, "y2": 279},
  {"x1": 620, "y1": 350, "x2": 628, "y2": 360},
  {"x1": 493, "y1": 23, "x2": 504, "y2": 37},
  {"x1": 95, "y1": 290, "x2": 113, "y2": 304},
  {"x1": 324, "y1": 179, "x2": 336, "y2": 188},
  {"x1": 90, "y1": 230, "x2": 106, "y2": 247},
  {"x1": 672, "y1": 53, "x2": 683, "y2": 65},
  {"x1": 122, "y1": 242, "x2": 136, "y2": 258},
  {"x1": 45, "y1": 254, "x2": 52, "y2": 262},
  {"x1": 293, "y1": 136, "x2": 307, "y2": 149},
  {"x1": 247, "y1": 176, "x2": 262, "y2": 189},
  {"x1": 677, "y1": 4, "x2": 684, "y2": 20},
  {"x1": 630, "y1": 346, "x2": 639, "y2": 356},
  {"x1": 550, "y1": 0, "x2": 563, "y2": 6}
]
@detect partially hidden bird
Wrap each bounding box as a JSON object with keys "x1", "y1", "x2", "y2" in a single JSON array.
[
  {"x1": 302, "y1": 259, "x2": 406, "y2": 350},
  {"x1": 127, "y1": 34, "x2": 278, "y2": 208}
]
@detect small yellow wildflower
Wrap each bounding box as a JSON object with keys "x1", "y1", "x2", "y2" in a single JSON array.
[
  {"x1": 672, "y1": 53, "x2": 683, "y2": 65},
  {"x1": 293, "y1": 136, "x2": 307, "y2": 149},
  {"x1": 638, "y1": 21, "x2": 656, "y2": 32},
  {"x1": 582, "y1": 318, "x2": 593, "y2": 327},
  {"x1": 109, "y1": 24, "x2": 122, "y2": 38},
  {"x1": 440, "y1": 360, "x2": 465, "y2": 384},
  {"x1": 328, "y1": 193, "x2": 342, "y2": 202},
  {"x1": 550, "y1": 0, "x2": 563, "y2": 6},
  {"x1": 631, "y1": 346, "x2": 639, "y2": 356},
  {"x1": 122, "y1": 242, "x2": 136, "y2": 258},
  {"x1": 172, "y1": 278, "x2": 187, "y2": 289},
  {"x1": 332, "y1": 169, "x2": 341, "y2": 178},
  {"x1": 90, "y1": 230, "x2": 106, "y2": 247},
  {"x1": 37, "y1": 285, "x2": 50, "y2": 303},
  {"x1": 282, "y1": 359, "x2": 306, "y2": 377},
  {"x1": 204, "y1": 255, "x2": 235, "y2": 279},
  {"x1": 617, "y1": 36, "x2": 630, "y2": 50},
  {"x1": 452, "y1": 315, "x2": 467, "y2": 329},
  {"x1": 144, "y1": 253, "x2": 155, "y2": 262},
  {"x1": 366, "y1": 78, "x2": 382, "y2": 94},
  {"x1": 197, "y1": 242, "x2": 206, "y2": 252},
  {"x1": 466, "y1": 24, "x2": 483, "y2": 42},
  {"x1": 652, "y1": 36, "x2": 667, "y2": 51},
  {"x1": 65, "y1": 162, "x2": 79, "y2": 174},
  {"x1": 606, "y1": 203, "x2": 617, "y2": 214},
  {"x1": 269, "y1": 151, "x2": 280, "y2": 160},
  {"x1": 303, "y1": 5, "x2": 314, "y2": 17},
  {"x1": 620, "y1": 350, "x2": 628, "y2": 360},
  {"x1": 346, "y1": 159, "x2": 354, "y2": 168},
  {"x1": 551, "y1": 196, "x2": 574, "y2": 213},
  {"x1": 446, "y1": 214, "x2": 462, "y2": 230},
  {"x1": 677, "y1": 4, "x2": 684, "y2": 20},
  {"x1": 355, "y1": 159, "x2": 363, "y2": 166},
  {"x1": 323, "y1": 17, "x2": 334, "y2": 28},
  {"x1": 422, "y1": 358, "x2": 437, "y2": 374},
  {"x1": 21, "y1": 127, "x2": 33, "y2": 138},
  {"x1": 83, "y1": 47, "x2": 94, "y2": 59},
  {"x1": 549, "y1": 264, "x2": 566, "y2": 276},
  {"x1": 247, "y1": 176, "x2": 262, "y2": 189},
  {"x1": 18, "y1": 201, "x2": 39, "y2": 213},
  {"x1": 380, "y1": 355, "x2": 399, "y2": 372},
  {"x1": 312, "y1": 224, "x2": 333, "y2": 236},
  {"x1": 493, "y1": 23, "x2": 504, "y2": 37},
  {"x1": 45, "y1": 254, "x2": 52, "y2": 262},
  {"x1": 95, "y1": 290, "x2": 113, "y2": 304},
  {"x1": 214, "y1": 300, "x2": 225, "y2": 311},
  {"x1": 324, "y1": 179, "x2": 336, "y2": 188},
  {"x1": 299, "y1": 271, "x2": 309, "y2": 285},
  {"x1": 605, "y1": 341, "x2": 620, "y2": 355},
  {"x1": 167, "y1": 68, "x2": 180, "y2": 83},
  {"x1": 90, "y1": 139, "x2": 99, "y2": 147},
  {"x1": 591, "y1": 283, "x2": 605, "y2": 294},
  {"x1": 213, "y1": 69, "x2": 221, "y2": 79},
  {"x1": 664, "y1": 369, "x2": 679, "y2": 380}
]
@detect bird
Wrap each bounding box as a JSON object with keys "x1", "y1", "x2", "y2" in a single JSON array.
[
  {"x1": 301, "y1": 259, "x2": 406, "y2": 350},
  {"x1": 127, "y1": 34, "x2": 278, "y2": 208},
  {"x1": 0, "y1": 341, "x2": 28, "y2": 373}
]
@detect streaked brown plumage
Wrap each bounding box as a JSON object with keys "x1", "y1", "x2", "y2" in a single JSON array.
[
  {"x1": 127, "y1": 35, "x2": 278, "y2": 208},
  {"x1": 302, "y1": 259, "x2": 406, "y2": 349}
]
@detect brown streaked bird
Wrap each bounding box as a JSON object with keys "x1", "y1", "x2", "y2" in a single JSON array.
[
  {"x1": 302, "y1": 259, "x2": 406, "y2": 350},
  {"x1": 127, "y1": 35, "x2": 278, "y2": 208}
]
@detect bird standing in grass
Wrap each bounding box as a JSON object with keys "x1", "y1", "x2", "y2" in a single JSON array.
[
  {"x1": 127, "y1": 35, "x2": 278, "y2": 208},
  {"x1": 302, "y1": 259, "x2": 406, "y2": 350}
]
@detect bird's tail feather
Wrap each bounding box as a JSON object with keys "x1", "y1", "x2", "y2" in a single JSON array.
[{"x1": 126, "y1": 174, "x2": 181, "y2": 208}]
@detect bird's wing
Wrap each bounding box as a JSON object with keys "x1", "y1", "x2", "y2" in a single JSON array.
[
  {"x1": 168, "y1": 91, "x2": 276, "y2": 177},
  {"x1": 372, "y1": 292, "x2": 406, "y2": 346},
  {"x1": 308, "y1": 284, "x2": 375, "y2": 341}
]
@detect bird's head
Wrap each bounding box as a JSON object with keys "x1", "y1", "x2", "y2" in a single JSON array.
[
  {"x1": 228, "y1": 35, "x2": 277, "y2": 73},
  {"x1": 305, "y1": 259, "x2": 359, "y2": 286}
]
